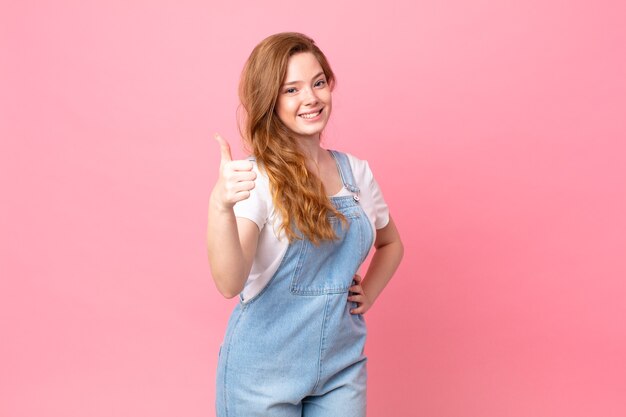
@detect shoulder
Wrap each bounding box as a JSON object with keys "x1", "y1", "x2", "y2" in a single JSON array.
[
  {"x1": 337, "y1": 151, "x2": 390, "y2": 230},
  {"x1": 341, "y1": 152, "x2": 376, "y2": 182}
]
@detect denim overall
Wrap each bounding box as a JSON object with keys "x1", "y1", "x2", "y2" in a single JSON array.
[{"x1": 216, "y1": 151, "x2": 375, "y2": 417}]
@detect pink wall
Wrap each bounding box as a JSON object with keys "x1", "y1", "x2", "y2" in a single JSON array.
[{"x1": 2, "y1": 1, "x2": 625, "y2": 416}]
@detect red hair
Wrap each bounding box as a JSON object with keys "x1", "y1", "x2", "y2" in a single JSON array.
[{"x1": 238, "y1": 32, "x2": 345, "y2": 244}]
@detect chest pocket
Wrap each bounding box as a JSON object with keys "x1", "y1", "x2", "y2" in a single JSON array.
[{"x1": 289, "y1": 205, "x2": 373, "y2": 296}]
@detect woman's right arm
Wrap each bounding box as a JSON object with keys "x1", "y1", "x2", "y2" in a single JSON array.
[{"x1": 207, "y1": 134, "x2": 259, "y2": 298}]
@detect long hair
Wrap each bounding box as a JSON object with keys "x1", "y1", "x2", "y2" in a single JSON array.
[{"x1": 238, "y1": 32, "x2": 345, "y2": 244}]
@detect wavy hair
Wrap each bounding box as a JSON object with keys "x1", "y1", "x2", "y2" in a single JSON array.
[{"x1": 238, "y1": 32, "x2": 345, "y2": 244}]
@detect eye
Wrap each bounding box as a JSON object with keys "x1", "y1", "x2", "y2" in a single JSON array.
[
  {"x1": 314, "y1": 79, "x2": 327, "y2": 88},
  {"x1": 284, "y1": 87, "x2": 297, "y2": 94}
]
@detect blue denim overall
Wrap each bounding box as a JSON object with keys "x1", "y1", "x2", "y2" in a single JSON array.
[{"x1": 216, "y1": 150, "x2": 374, "y2": 417}]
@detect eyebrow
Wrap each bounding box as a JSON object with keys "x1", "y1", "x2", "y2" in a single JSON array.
[{"x1": 282, "y1": 71, "x2": 326, "y2": 86}]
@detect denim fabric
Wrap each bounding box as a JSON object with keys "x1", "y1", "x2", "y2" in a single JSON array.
[{"x1": 216, "y1": 151, "x2": 374, "y2": 416}]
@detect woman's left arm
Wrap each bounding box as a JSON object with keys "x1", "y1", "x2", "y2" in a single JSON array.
[{"x1": 349, "y1": 215, "x2": 404, "y2": 314}]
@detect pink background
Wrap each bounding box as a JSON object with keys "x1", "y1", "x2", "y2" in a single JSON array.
[{"x1": 2, "y1": 1, "x2": 625, "y2": 416}]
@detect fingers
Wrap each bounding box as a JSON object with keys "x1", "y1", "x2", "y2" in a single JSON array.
[
  {"x1": 227, "y1": 160, "x2": 255, "y2": 172},
  {"x1": 212, "y1": 133, "x2": 258, "y2": 207},
  {"x1": 348, "y1": 274, "x2": 367, "y2": 314},
  {"x1": 348, "y1": 293, "x2": 365, "y2": 303},
  {"x1": 214, "y1": 133, "x2": 233, "y2": 164},
  {"x1": 222, "y1": 166, "x2": 256, "y2": 192},
  {"x1": 226, "y1": 180, "x2": 256, "y2": 194},
  {"x1": 213, "y1": 133, "x2": 254, "y2": 174},
  {"x1": 349, "y1": 292, "x2": 366, "y2": 314},
  {"x1": 229, "y1": 190, "x2": 253, "y2": 204},
  {"x1": 220, "y1": 174, "x2": 256, "y2": 205},
  {"x1": 350, "y1": 274, "x2": 363, "y2": 292},
  {"x1": 351, "y1": 304, "x2": 365, "y2": 315},
  {"x1": 349, "y1": 283, "x2": 363, "y2": 295}
]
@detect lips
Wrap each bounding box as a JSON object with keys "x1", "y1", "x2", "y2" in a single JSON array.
[{"x1": 298, "y1": 108, "x2": 323, "y2": 119}]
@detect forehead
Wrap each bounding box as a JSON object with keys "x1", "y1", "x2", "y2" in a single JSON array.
[{"x1": 284, "y1": 52, "x2": 324, "y2": 81}]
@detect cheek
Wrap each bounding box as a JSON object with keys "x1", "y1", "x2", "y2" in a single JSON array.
[
  {"x1": 276, "y1": 98, "x2": 297, "y2": 122},
  {"x1": 323, "y1": 93, "x2": 332, "y2": 116},
  {"x1": 322, "y1": 90, "x2": 332, "y2": 108}
]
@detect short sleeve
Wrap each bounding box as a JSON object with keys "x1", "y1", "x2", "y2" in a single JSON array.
[
  {"x1": 364, "y1": 161, "x2": 390, "y2": 229},
  {"x1": 346, "y1": 152, "x2": 391, "y2": 232},
  {"x1": 232, "y1": 161, "x2": 270, "y2": 231}
]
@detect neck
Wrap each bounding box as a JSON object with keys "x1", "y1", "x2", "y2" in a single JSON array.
[{"x1": 296, "y1": 135, "x2": 324, "y2": 165}]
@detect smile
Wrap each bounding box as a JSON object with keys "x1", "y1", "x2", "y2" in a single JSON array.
[{"x1": 298, "y1": 108, "x2": 323, "y2": 119}]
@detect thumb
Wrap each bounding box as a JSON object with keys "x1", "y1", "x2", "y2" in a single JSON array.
[{"x1": 214, "y1": 133, "x2": 232, "y2": 163}]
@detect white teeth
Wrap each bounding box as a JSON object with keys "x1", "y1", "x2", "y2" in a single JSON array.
[{"x1": 299, "y1": 111, "x2": 320, "y2": 119}]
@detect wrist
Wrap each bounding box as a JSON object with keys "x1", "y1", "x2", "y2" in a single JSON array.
[
  {"x1": 362, "y1": 282, "x2": 378, "y2": 306},
  {"x1": 209, "y1": 191, "x2": 235, "y2": 213}
]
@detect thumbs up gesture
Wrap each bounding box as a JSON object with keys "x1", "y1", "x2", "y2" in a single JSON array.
[{"x1": 211, "y1": 134, "x2": 256, "y2": 210}]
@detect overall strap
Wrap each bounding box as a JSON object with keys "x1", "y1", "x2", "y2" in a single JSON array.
[{"x1": 328, "y1": 150, "x2": 361, "y2": 200}]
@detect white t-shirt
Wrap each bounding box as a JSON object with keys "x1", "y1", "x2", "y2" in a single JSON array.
[{"x1": 233, "y1": 152, "x2": 390, "y2": 302}]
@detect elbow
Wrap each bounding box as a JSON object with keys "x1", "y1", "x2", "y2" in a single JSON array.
[
  {"x1": 209, "y1": 262, "x2": 246, "y2": 299},
  {"x1": 212, "y1": 274, "x2": 244, "y2": 299},
  {"x1": 215, "y1": 281, "x2": 243, "y2": 299},
  {"x1": 219, "y1": 289, "x2": 240, "y2": 299},
  {"x1": 378, "y1": 235, "x2": 404, "y2": 259}
]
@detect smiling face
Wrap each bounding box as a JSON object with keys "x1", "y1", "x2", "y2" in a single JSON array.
[{"x1": 275, "y1": 52, "x2": 332, "y2": 142}]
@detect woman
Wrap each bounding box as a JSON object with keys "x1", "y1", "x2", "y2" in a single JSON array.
[{"x1": 207, "y1": 32, "x2": 403, "y2": 416}]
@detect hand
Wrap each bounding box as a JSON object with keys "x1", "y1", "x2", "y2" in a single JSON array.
[
  {"x1": 348, "y1": 274, "x2": 372, "y2": 315},
  {"x1": 211, "y1": 133, "x2": 256, "y2": 210}
]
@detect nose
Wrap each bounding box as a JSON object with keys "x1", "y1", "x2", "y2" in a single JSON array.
[{"x1": 302, "y1": 86, "x2": 318, "y2": 106}]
